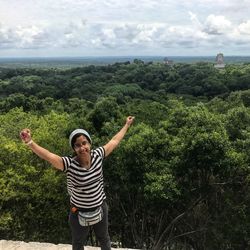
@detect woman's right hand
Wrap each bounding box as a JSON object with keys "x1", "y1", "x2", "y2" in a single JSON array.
[{"x1": 20, "y1": 128, "x2": 32, "y2": 144}]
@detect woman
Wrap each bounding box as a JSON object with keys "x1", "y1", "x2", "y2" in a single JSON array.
[{"x1": 20, "y1": 116, "x2": 135, "y2": 250}]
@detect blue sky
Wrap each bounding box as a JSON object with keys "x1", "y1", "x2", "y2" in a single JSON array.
[{"x1": 0, "y1": 0, "x2": 250, "y2": 57}]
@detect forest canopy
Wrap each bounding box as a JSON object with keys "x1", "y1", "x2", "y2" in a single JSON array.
[{"x1": 0, "y1": 61, "x2": 250, "y2": 249}]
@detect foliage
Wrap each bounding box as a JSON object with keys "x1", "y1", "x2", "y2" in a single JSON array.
[{"x1": 0, "y1": 62, "x2": 250, "y2": 249}]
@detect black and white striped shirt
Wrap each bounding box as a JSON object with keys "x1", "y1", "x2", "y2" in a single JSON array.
[{"x1": 62, "y1": 147, "x2": 106, "y2": 209}]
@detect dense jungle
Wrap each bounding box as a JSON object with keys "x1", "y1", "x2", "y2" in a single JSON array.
[{"x1": 0, "y1": 60, "x2": 250, "y2": 249}]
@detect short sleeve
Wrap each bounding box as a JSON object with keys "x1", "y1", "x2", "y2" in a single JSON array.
[
  {"x1": 62, "y1": 156, "x2": 72, "y2": 172},
  {"x1": 94, "y1": 147, "x2": 105, "y2": 159}
]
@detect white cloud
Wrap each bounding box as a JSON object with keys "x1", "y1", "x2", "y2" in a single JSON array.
[
  {"x1": 188, "y1": 12, "x2": 203, "y2": 30},
  {"x1": 238, "y1": 20, "x2": 250, "y2": 35},
  {"x1": 0, "y1": 27, "x2": 17, "y2": 48},
  {"x1": 15, "y1": 25, "x2": 47, "y2": 48},
  {"x1": 0, "y1": 0, "x2": 250, "y2": 56},
  {"x1": 204, "y1": 15, "x2": 232, "y2": 35}
]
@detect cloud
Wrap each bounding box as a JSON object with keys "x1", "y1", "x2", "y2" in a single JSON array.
[
  {"x1": 0, "y1": 0, "x2": 250, "y2": 56},
  {"x1": 238, "y1": 20, "x2": 250, "y2": 35},
  {"x1": 0, "y1": 28, "x2": 17, "y2": 49},
  {"x1": 15, "y1": 25, "x2": 50, "y2": 49},
  {"x1": 203, "y1": 15, "x2": 232, "y2": 35},
  {"x1": 227, "y1": 20, "x2": 250, "y2": 47},
  {"x1": 0, "y1": 16, "x2": 248, "y2": 53},
  {"x1": 188, "y1": 12, "x2": 203, "y2": 29},
  {"x1": 0, "y1": 22, "x2": 56, "y2": 49}
]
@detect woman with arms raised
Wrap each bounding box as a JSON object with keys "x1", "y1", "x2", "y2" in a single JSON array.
[{"x1": 20, "y1": 116, "x2": 135, "y2": 250}]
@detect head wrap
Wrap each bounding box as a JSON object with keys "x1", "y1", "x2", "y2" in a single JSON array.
[{"x1": 69, "y1": 129, "x2": 92, "y2": 148}]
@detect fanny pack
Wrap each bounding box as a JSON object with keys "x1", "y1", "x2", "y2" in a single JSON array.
[{"x1": 77, "y1": 207, "x2": 103, "y2": 226}]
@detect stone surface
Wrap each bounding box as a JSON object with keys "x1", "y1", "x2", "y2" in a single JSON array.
[{"x1": 0, "y1": 240, "x2": 138, "y2": 250}]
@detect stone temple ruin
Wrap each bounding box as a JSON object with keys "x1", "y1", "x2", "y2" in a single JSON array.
[{"x1": 214, "y1": 53, "x2": 225, "y2": 69}]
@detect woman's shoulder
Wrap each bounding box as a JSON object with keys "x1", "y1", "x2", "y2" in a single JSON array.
[
  {"x1": 62, "y1": 155, "x2": 74, "y2": 160},
  {"x1": 92, "y1": 146, "x2": 105, "y2": 158},
  {"x1": 61, "y1": 155, "x2": 75, "y2": 167}
]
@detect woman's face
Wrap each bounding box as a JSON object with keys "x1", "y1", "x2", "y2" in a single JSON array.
[{"x1": 73, "y1": 135, "x2": 91, "y2": 156}]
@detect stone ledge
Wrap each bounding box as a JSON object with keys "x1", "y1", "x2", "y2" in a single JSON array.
[{"x1": 0, "y1": 240, "x2": 138, "y2": 250}]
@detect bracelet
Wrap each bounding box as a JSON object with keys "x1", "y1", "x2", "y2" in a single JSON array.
[{"x1": 25, "y1": 140, "x2": 33, "y2": 146}]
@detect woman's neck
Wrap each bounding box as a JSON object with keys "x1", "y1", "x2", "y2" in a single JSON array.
[{"x1": 76, "y1": 154, "x2": 91, "y2": 169}]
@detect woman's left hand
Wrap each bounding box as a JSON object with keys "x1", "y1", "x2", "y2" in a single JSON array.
[{"x1": 126, "y1": 116, "x2": 135, "y2": 126}]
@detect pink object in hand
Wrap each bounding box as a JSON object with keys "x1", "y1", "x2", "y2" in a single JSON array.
[{"x1": 21, "y1": 132, "x2": 28, "y2": 139}]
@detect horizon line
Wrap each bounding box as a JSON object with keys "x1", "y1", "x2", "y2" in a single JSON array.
[{"x1": 1, "y1": 55, "x2": 250, "y2": 59}]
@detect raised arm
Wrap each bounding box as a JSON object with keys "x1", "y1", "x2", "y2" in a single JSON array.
[
  {"x1": 103, "y1": 116, "x2": 135, "y2": 157},
  {"x1": 20, "y1": 129, "x2": 64, "y2": 171}
]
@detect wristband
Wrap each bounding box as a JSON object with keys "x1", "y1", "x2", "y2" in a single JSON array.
[{"x1": 25, "y1": 140, "x2": 33, "y2": 146}]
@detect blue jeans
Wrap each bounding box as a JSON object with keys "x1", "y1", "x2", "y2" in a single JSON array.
[{"x1": 69, "y1": 201, "x2": 111, "y2": 250}]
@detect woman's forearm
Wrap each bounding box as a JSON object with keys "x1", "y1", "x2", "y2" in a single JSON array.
[
  {"x1": 20, "y1": 128, "x2": 64, "y2": 170},
  {"x1": 103, "y1": 116, "x2": 134, "y2": 156}
]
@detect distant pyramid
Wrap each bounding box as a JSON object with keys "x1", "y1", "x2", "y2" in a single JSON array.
[
  {"x1": 214, "y1": 53, "x2": 225, "y2": 68},
  {"x1": 163, "y1": 57, "x2": 174, "y2": 65}
]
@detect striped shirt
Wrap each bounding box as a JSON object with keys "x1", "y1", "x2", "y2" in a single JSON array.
[{"x1": 62, "y1": 147, "x2": 106, "y2": 210}]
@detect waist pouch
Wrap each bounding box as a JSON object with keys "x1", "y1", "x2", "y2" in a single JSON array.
[{"x1": 78, "y1": 206, "x2": 103, "y2": 226}]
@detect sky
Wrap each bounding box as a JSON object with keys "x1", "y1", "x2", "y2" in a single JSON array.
[{"x1": 0, "y1": 0, "x2": 250, "y2": 57}]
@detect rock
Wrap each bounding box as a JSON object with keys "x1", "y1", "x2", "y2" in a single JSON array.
[
  {"x1": 0, "y1": 240, "x2": 72, "y2": 250},
  {"x1": 0, "y1": 240, "x2": 138, "y2": 250}
]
